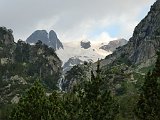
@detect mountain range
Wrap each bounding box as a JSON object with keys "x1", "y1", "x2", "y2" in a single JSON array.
[
  {"x1": 62, "y1": 0, "x2": 160, "y2": 92},
  {"x1": 26, "y1": 31, "x2": 127, "y2": 72},
  {"x1": 1, "y1": 0, "x2": 160, "y2": 119}
]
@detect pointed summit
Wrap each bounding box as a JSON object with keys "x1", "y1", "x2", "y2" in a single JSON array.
[
  {"x1": 49, "y1": 30, "x2": 63, "y2": 50},
  {"x1": 26, "y1": 30, "x2": 63, "y2": 50},
  {"x1": 26, "y1": 30, "x2": 49, "y2": 45}
]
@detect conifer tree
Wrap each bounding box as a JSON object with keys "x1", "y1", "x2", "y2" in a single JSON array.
[
  {"x1": 48, "y1": 91, "x2": 64, "y2": 120},
  {"x1": 79, "y1": 60, "x2": 119, "y2": 120},
  {"x1": 9, "y1": 80, "x2": 49, "y2": 120},
  {"x1": 135, "y1": 51, "x2": 160, "y2": 120}
]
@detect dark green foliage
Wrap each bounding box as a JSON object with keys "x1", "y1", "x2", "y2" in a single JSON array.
[
  {"x1": 0, "y1": 104, "x2": 14, "y2": 120},
  {"x1": 79, "y1": 61, "x2": 119, "y2": 120},
  {"x1": 0, "y1": 39, "x2": 61, "y2": 119},
  {"x1": 48, "y1": 91, "x2": 64, "y2": 120},
  {"x1": 9, "y1": 80, "x2": 50, "y2": 120},
  {"x1": 14, "y1": 40, "x2": 30, "y2": 63},
  {"x1": 9, "y1": 62, "x2": 119, "y2": 120},
  {"x1": 116, "y1": 53, "x2": 132, "y2": 66},
  {"x1": 135, "y1": 51, "x2": 160, "y2": 120},
  {"x1": 67, "y1": 60, "x2": 119, "y2": 120},
  {"x1": 135, "y1": 72, "x2": 160, "y2": 120}
]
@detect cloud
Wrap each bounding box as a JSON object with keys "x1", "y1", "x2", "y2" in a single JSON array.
[{"x1": 0, "y1": 0, "x2": 156, "y2": 42}]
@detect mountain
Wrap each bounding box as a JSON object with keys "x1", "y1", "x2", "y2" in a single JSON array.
[
  {"x1": 26, "y1": 30, "x2": 128, "y2": 72},
  {"x1": 26, "y1": 30, "x2": 63, "y2": 50},
  {"x1": 56, "y1": 40, "x2": 111, "y2": 72},
  {"x1": 57, "y1": 39, "x2": 128, "y2": 72},
  {"x1": 100, "y1": 0, "x2": 160, "y2": 68},
  {"x1": 99, "y1": 39, "x2": 127, "y2": 52},
  {"x1": 63, "y1": 0, "x2": 160, "y2": 93},
  {"x1": 0, "y1": 27, "x2": 62, "y2": 107}
]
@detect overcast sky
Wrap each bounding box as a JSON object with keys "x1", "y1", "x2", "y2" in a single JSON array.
[{"x1": 0, "y1": 0, "x2": 156, "y2": 42}]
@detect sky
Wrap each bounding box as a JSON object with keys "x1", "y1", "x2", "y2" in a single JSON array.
[{"x1": 0, "y1": 0, "x2": 156, "y2": 43}]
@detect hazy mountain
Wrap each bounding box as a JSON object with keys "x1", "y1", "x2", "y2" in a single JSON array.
[
  {"x1": 80, "y1": 40, "x2": 91, "y2": 49},
  {"x1": 26, "y1": 30, "x2": 128, "y2": 73},
  {"x1": 99, "y1": 39, "x2": 127, "y2": 52},
  {"x1": 56, "y1": 40, "x2": 111, "y2": 72},
  {"x1": 26, "y1": 30, "x2": 63, "y2": 50}
]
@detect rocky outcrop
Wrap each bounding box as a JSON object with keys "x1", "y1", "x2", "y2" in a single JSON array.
[
  {"x1": 0, "y1": 27, "x2": 14, "y2": 45},
  {"x1": 99, "y1": 39, "x2": 127, "y2": 52},
  {"x1": 26, "y1": 30, "x2": 63, "y2": 50},
  {"x1": 80, "y1": 40, "x2": 91, "y2": 49},
  {"x1": 100, "y1": 0, "x2": 160, "y2": 67},
  {"x1": 63, "y1": 57, "x2": 84, "y2": 73}
]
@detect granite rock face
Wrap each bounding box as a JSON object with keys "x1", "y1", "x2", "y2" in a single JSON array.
[
  {"x1": 26, "y1": 30, "x2": 63, "y2": 50},
  {"x1": 63, "y1": 57, "x2": 84, "y2": 73},
  {"x1": 100, "y1": 0, "x2": 160, "y2": 67},
  {"x1": 99, "y1": 39, "x2": 127, "y2": 52},
  {"x1": 49, "y1": 30, "x2": 63, "y2": 50},
  {"x1": 26, "y1": 30, "x2": 49, "y2": 45}
]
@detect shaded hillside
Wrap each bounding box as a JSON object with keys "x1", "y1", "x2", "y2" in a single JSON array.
[{"x1": 0, "y1": 27, "x2": 62, "y2": 107}]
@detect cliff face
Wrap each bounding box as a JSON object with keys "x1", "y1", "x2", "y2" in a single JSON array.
[
  {"x1": 49, "y1": 30, "x2": 64, "y2": 50},
  {"x1": 101, "y1": 0, "x2": 160, "y2": 67},
  {"x1": 127, "y1": 0, "x2": 160, "y2": 64},
  {"x1": 26, "y1": 30, "x2": 63, "y2": 50}
]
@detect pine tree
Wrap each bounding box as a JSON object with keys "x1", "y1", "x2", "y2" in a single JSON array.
[
  {"x1": 135, "y1": 51, "x2": 160, "y2": 120},
  {"x1": 48, "y1": 91, "x2": 65, "y2": 120},
  {"x1": 79, "y1": 60, "x2": 119, "y2": 120},
  {"x1": 9, "y1": 80, "x2": 50, "y2": 120}
]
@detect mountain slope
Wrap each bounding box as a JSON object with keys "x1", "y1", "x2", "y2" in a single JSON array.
[
  {"x1": 0, "y1": 27, "x2": 62, "y2": 106},
  {"x1": 100, "y1": 0, "x2": 160, "y2": 68}
]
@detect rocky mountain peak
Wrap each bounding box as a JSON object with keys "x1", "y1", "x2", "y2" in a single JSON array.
[
  {"x1": 99, "y1": 39, "x2": 127, "y2": 52},
  {"x1": 26, "y1": 30, "x2": 48, "y2": 44},
  {"x1": 49, "y1": 30, "x2": 63, "y2": 50},
  {"x1": 26, "y1": 30, "x2": 63, "y2": 50},
  {"x1": 80, "y1": 40, "x2": 91, "y2": 49}
]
